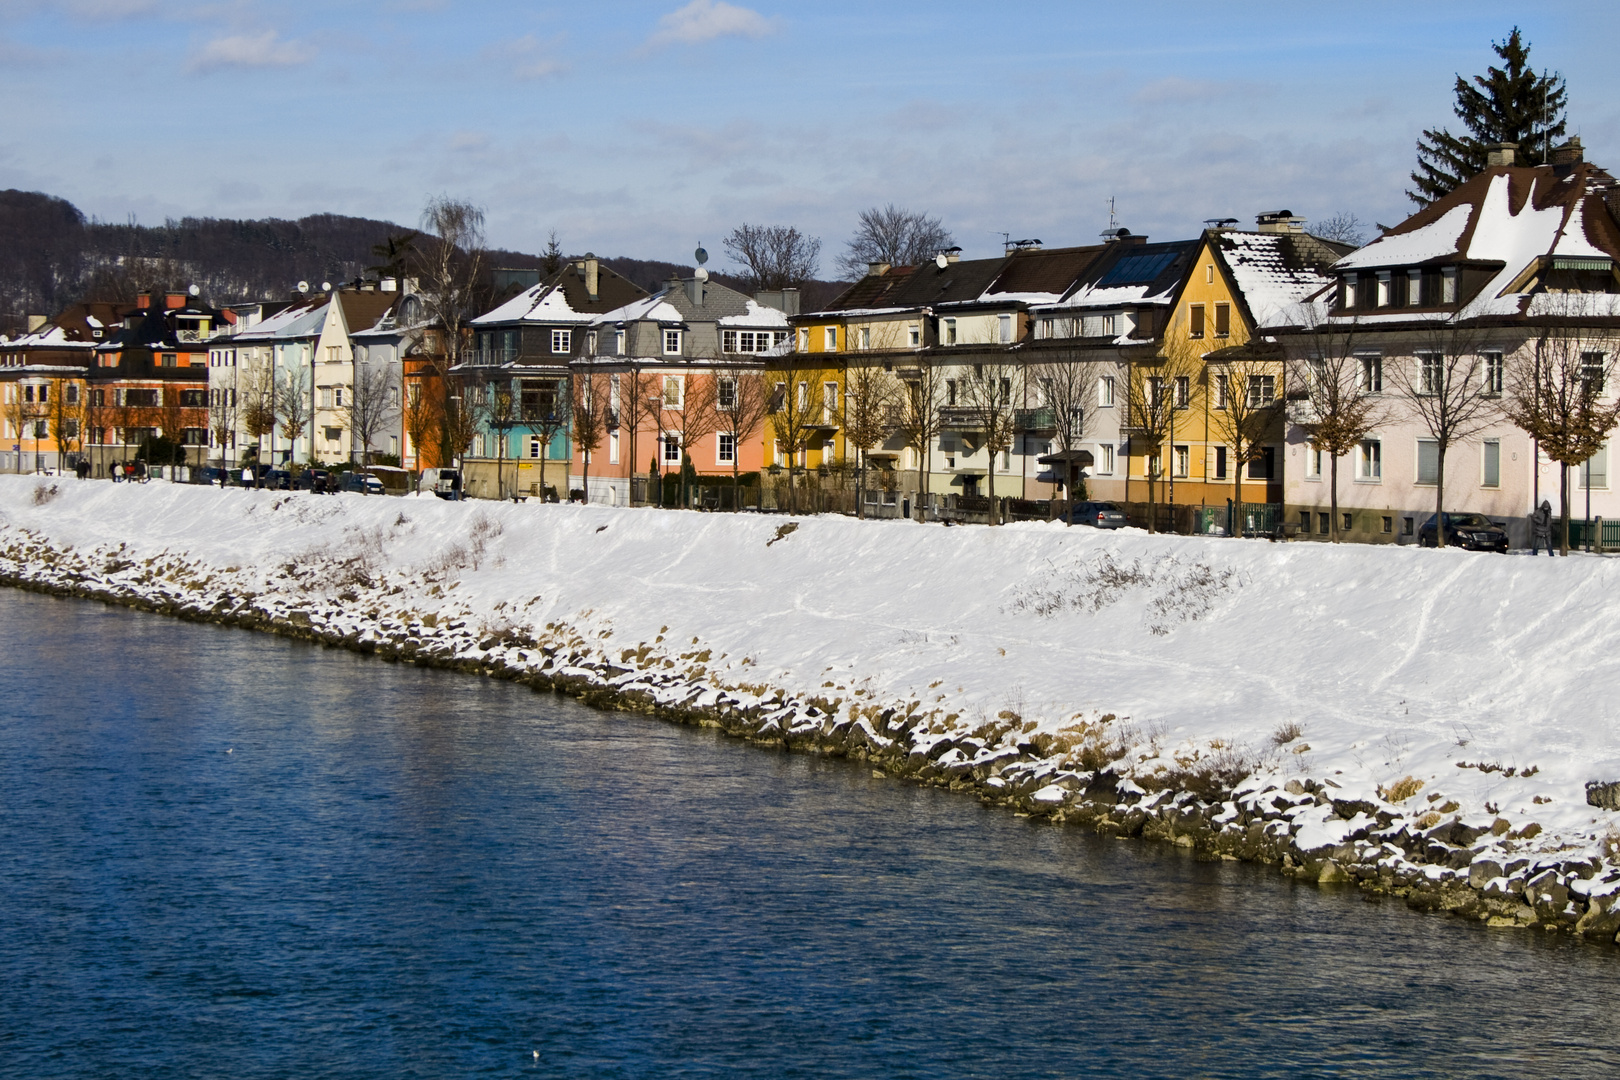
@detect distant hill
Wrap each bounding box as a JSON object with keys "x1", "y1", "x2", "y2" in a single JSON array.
[{"x1": 0, "y1": 189, "x2": 850, "y2": 332}]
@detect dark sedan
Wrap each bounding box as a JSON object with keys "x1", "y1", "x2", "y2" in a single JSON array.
[
  {"x1": 1070, "y1": 501, "x2": 1128, "y2": 529},
  {"x1": 1418, "y1": 512, "x2": 1509, "y2": 552}
]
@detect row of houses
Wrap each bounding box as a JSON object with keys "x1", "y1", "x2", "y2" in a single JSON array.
[{"x1": 5, "y1": 140, "x2": 1620, "y2": 543}]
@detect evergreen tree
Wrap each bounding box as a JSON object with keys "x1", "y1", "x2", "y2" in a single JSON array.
[{"x1": 1408, "y1": 28, "x2": 1567, "y2": 207}]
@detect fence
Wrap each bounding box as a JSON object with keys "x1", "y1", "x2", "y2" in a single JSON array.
[{"x1": 1563, "y1": 516, "x2": 1620, "y2": 551}]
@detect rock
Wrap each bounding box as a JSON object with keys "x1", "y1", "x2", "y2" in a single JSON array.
[
  {"x1": 1317, "y1": 860, "x2": 1350, "y2": 884},
  {"x1": 1574, "y1": 895, "x2": 1620, "y2": 941},
  {"x1": 1586, "y1": 780, "x2": 1620, "y2": 811},
  {"x1": 1284, "y1": 779, "x2": 1306, "y2": 795},
  {"x1": 1468, "y1": 859, "x2": 1505, "y2": 889},
  {"x1": 287, "y1": 610, "x2": 311, "y2": 627}
]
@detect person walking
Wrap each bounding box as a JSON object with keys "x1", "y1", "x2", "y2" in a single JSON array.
[
  {"x1": 242, "y1": 464, "x2": 253, "y2": 488},
  {"x1": 112, "y1": 462, "x2": 124, "y2": 483},
  {"x1": 1531, "y1": 499, "x2": 1554, "y2": 556}
]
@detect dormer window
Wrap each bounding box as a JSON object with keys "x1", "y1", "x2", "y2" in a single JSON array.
[
  {"x1": 1375, "y1": 272, "x2": 1391, "y2": 307},
  {"x1": 943, "y1": 318, "x2": 957, "y2": 345},
  {"x1": 663, "y1": 328, "x2": 682, "y2": 355},
  {"x1": 1441, "y1": 267, "x2": 1457, "y2": 305},
  {"x1": 1341, "y1": 275, "x2": 1357, "y2": 310},
  {"x1": 1407, "y1": 269, "x2": 1422, "y2": 306}
]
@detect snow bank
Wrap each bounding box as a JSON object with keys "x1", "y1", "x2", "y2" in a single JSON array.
[{"x1": 4, "y1": 476, "x2": 1620, "y2": 938}]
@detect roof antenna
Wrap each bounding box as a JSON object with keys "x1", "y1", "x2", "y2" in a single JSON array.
[{"x1": 1106, "y1": 196, "x2": 1118, "y2": 232}]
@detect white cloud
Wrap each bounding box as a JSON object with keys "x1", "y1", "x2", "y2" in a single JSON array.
[
  {"x1": 187, "y1": 30, "x2": 312, "y2": 74},
  {"x1": 490, "y1": 33, "x2": 569, "y2": 81},
  {"x1": 646, "y1": 0, "x2": 774, "y2": 49}
]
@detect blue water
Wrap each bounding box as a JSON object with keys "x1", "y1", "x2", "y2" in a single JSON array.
[{"x1": 0, "y1": 589, "x2": 1615, "y2": 1078}]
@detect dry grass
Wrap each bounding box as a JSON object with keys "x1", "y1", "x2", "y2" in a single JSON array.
[{"x1": 1378, "y1": 775, "x2": 1425, "y2": 803}]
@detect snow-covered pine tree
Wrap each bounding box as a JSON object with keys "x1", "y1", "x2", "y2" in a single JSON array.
[{"x1": 1407, "y1": 27, "x2": 1567, "y2": 207}]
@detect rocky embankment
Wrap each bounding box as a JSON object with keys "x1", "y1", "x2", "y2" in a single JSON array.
[{"x1": 2, "y1": 504, "x2": 1617, "y2": 950}]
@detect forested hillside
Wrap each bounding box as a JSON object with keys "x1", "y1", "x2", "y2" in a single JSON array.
[{"x1": 0, "y1": 189, "x2": 847, "y2": 330}]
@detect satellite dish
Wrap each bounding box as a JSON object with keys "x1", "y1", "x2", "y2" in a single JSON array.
[
  {"x1": 188, "y1": 284, "x2": 200, "y2": 297},
  {"x1": 935, "y1": 253, "x2": 949, "y2": 270},
  {"x1": 321, "y1": 281, "x2": 332, "y2": 293},
  {"x1": 297, "y1": 280, "x2": 310, "y2": 293},
  {"x1": 694, "y1": 243, "x2": 708, "y2": 266},
  {"x1": 694, "y1": 267, "x2": 709, "y2": 282}
]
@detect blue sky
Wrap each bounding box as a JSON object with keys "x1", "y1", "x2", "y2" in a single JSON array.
[{"x1": 2, "y1": 1, "x2": 1616, "y2": 275}]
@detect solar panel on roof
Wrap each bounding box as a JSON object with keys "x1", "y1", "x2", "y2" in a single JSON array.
[{"x1": 1096, "y1": 251, "x2": 1179, "y2": 287}]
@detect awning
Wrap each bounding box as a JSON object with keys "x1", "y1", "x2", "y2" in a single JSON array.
[{"x1": 1036, "y1": 449, "x2": 1094, "y2": 468}]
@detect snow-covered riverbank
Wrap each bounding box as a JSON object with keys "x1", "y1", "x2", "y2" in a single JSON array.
[{"x1": 4, "y1": 474, "x2": 1620, "y2": 942}]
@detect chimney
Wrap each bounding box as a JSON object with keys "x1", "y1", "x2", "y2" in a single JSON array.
[
  {"x1": 136, "y1": 291, "x2": 152, "y2": 309},
  {"x1": 165, "y1": 292, "x2": 187, "y2": 309},
  {"x1": 754, "y1": 289, "x2": 800, "y2": 316},
  {"x1": 26, "y1": 314, "x2": 47, "y2": 333},
  {"x1": 1553, "y1": 137, "x2": 1584, "y2": 167},
  {"x1": 942, "y1": 246, "x2": 962, "y2": 263},
  {"x1": 578, "y1": 253, "x2": 599, "y2": 301},
  {"x1": 867, "y1": 261, "x2": 891, "y2": 277},
  {"x1": 380, "y1": 277, "x2": 397, "y2": 292},
  {"x1": 1487, "y1": 142, "x2": 1518, "y2": 167},
  {"x1": 1101, "y1": 227, "x2": 1146, "y2": 245},
  {"x1": 1256, "y1": 211, "x2": 1306, "y2": 234}
]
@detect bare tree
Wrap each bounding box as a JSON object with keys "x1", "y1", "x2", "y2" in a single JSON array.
[
  {"x1": 478, "y1": 379, "x2": 520, "y2": 499},
  {"x1": 5, "y1": 384, "x2": 34, "y2": 473},
  {"x1": 841, "y1": 360, "x2": 899, "y2": 517},
  {"x1": 895, "y1": 358, "x2": 947, "y2": 510},
  {"x1": 767, "y1": 356, "x2": 821, "y2": 513},
  {"x1": 443, "y1": 372, "x2": 482, "y2": 470},
  {"x1": 411, "y1": 196, "x2": 486, "y2": 469},
  {"x1": 47, "y1": 378, "x2": 83, "y2": 474},
  {"x1": 275, "y1": 366, "x2": 311, "y2": 463},
  {"x1": 1286, "y1": 313, "x2": 1384, "y2": 542},
  {"x1": 403, "y1": 379, "x2": 438, "y2": 478},
  {"x1": 1206, "y1": 353, "x2": 1282, "y2": 537},
  {"x1": 1505, "y1": 314, "x2": 1620, "y2": 554},
  {"x1": 1313, "y1": 212, "x2": 1367, "y2": 247},
  {"x1": 714, "y1": 367, "x2": 770, "y2": 506},
  {"x1": 519, "y1": 376, "x2": 569, "y2": 501},
  {"x1": 572, "y1": 357, "x2": 609, "y2": 502},
  {"x1": 723, "y1": 224, "x2": 822, "y2": 291},
  {"x1": 659, "y1": 371, "x2": 720, "y2": 507},
  {"x1": 345, "y1": 361, "x2": 397, "y2": 467},
  {"x1": 836, "y1": 204, "x2": 954, "y2": 278},
  {"x1": 240, "y1": 359, "x2": 277, "y2": 467},
  {"x1": 1030, "y1": 354, "x2": 1096, "y2": 502},
  {"x1": 612, "y1": 363, "x2": 656, "y2": 506},
  {"x1": 959, "y1": 359, "x2": 1023, "y2": 524},
  {"x1": 1124, "y1": 341, "x2": 1203, "y2": 533},
  {"x1": 208, "y1": 377, "x2": 237, "y2": 471},
  {"x1": 1388, "y1": 318, "x2": 1499, "y2": 547}
]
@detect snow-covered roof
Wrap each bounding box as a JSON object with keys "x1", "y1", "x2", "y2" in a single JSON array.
[
  {"x1": 717, "y1": 300, "x2": 790, "y2": 329},
  {"x1": 594, "y1": 294, "x2": 686, "y2": 326},
  {"x1": 1216, "y1": 232, "x2": 1340, "y2": 329},
  {"x1": 473, "y1": 282, "x2": 595, "y2": 326},
  {"x1": 1337, "y1": 205, "x2": 1472, "y2": 270},
  {"x1": 6, "y1": 324, "x2": 97, "y2": 350},
  {"x1": 227, "y1": 297, "x2": 327, "y2": 342}
]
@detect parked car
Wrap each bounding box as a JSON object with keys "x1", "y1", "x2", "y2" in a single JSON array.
[
  {"x1": 420, "y1": 467, "x2": 462, "y2": 500},
  {"x1": 293, "y1": 469, "x2": 332, "y2": 493},
  {"x1": 261, "y1": 469, "x2": 292, "y2": 490},
  {"x1": 338, "y1": 471, "x2": 386, "y2": 495},
  {"x1": 1418, "y1": 512, "x2": 1509, "y2": 552},
  {"x1": 1069, "y1": 501, "x2": 1128, "y2": 529}
]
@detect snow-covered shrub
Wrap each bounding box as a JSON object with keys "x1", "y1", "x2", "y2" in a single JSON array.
[{"x1": 31, "y1": 482, "x2": 58, "y2": 506}]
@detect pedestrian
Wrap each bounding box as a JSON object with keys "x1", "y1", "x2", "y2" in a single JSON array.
[
  {"x1": 242, "y1": 464, "x2": 253, "y2": 488},
  {"x1": 1531, "y1": 499, "x2": 1554, "y2": 556},
  {"x1": 112, "y1": 462, "x2": 124, "y2": 483}
]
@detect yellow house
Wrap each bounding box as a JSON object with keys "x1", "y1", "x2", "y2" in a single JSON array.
[{"x1": 1125, "y1": 216, "x2": 1347, "y2": 520}]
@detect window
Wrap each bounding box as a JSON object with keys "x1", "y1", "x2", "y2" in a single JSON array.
[
  {"x1": 1213, "y1": 445, "x2": 1228, "y2": 479},
  {"x1": 1099, "y1": 376, "x2": 1115, "y2": 407},
  {"x1": 717, "y1": 377, "x2": 737, "y2": 411},
  {"x1": 528, "y1": 435, "x2": 543, "y2": 459},
  {"x1": 31, "y1": 420, "x2": 47, "y2": 438},
  {"x1": 771, "y1": 381, "x2": 785, "y2": 413},
  {"x1": 1416, "y1": 438, "x2": 1439, "y2": 485},
  {"x1": 1407, "y1": 269, "x2": 1423, "y2": 307},
  {"x1": 63, "y1": 419, "x2": 79, "y2": 438},
  {"x1": 1582, "y1": 442, "x2": 1609, "y2": 490},
  {"x1": 1358, "y1": 439, "x2": 1382, "y2": 480},
  {"x1": 1343, "y1": 512, "x2": 1354, "y2": 532},
  {"x1": 1341, "y1": 276, "x2": 1357, "y2": 310},
  {"x1": 663, "y1": 433, "x2": 681, "y2": 466},
  {"x1": 1441, "y1": 266, "x2": 1458, "y2": 304},
  {"x1": 65, "y1": 384, "x2": 79, "y2": 404},
  {"x1": 1247, "y1": 446, "x2": 1275, "y2": 480},
  {"x1": 1097, "y1": 443, "x2": 1115, "y2": 474},
  {"x1": 722, "y1": 330, "x2": 780, "y2": 353},
  {"x1": 1360, "y1": 354, "x2": 1382, "y2": 393},
  {"x1": 1376, "y1": 271, "x2": 1391, "y2": 307},
  {"x1": 1581, "y1": 351, "x2": 1606, "y2": 394},
  {"x1": 998, "y1": 314, "x2": 1013, "y2": 343},
  {"x1": 1474, "y1": 439, "x2": 1501, "y2": 488},
  {"x1": 333, "y1": 386, "x2": 344, "y2": 407},
  {"x1": 908, "y1": 325, "x2": 920, "y2": 347},
  {"x1": 943, "y1": 318, "x2": 957, "y2": 345},
  {"x1": 823, "y1": 381, "x2": 838, "y2": 416},
  {"x1": 1206, "y1": 264, "x2": 1215, "y2": 284},
  {"x1": 1246, "y1": 374, "x2": 1275, "y2": 407},
  {"x1": 615, "y1": 330, "x2": 626, "y2": 355},
  {"x1": 797, "y1": 382, "x2": 808, "y2": 411},
  {"x1": 1305, "y1": 443, "x2": 1321, "y2": 479},
  {"x1": 319, "y1": 388, "x2": 334, "y2": 408},
  {"x1": 824, "y1": 327, "x2": 837, "y2": 351},
  {"x1": 551, "y1": 329, "x2": 572, "y2": 354},
  {"x1": 797, "y1": 328, "x2": 808, "y2": 351},
  {"x1": 586, "y1": 331, "x2": 596, "y2": 355},
  {"x1": 662, "y1": 375, "x2": 683, "y2": 407},
  {"x1": 181, "y1": 389, "x2": 205, "y2": 408},
  {"x1": 1149, "y1": 376, "x2": 1166, "y2": 409},
  {"x1": 858, "y1": 326, "x2": 870, "y2": 350},
  {"x1": 1173, "y1": 445, "x2": 1189, "y2": 477},
  {"x1": 1214, "y1": 303, "x2": 1230, "y2": 338},
  {"x1": 663, "y1": 329, "x2": 682, "y2": 355},
  {"x1": 1188, "y1": 304, "x2": 1205, "y2": 339},
  {"x1": 1419, "y1": 353, "x2": 1442, "y2": 395},
  {"x1": 718, "y1": 432, "x2": 736, "y2": 464},
  {"x1": 161, "y1": 353, "x2": 177, "y2": 367},
  {"x1": 323, "y1": 426, "x2": 342, "y2": 443},
  {"x1": 1318, "y1": 512, "x2": 1330, "y2": 534},
  {"x1": 1214, "y1": 373, "x2": 1229, "y2": 409},
  {"x1": 1174, "y1": 375, "x2": 1190, "y2": 409}
]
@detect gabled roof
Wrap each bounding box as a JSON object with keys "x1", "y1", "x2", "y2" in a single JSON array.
[
  {"x1": 595, "y1": 275, "x2": 769, "y2": 327},
  {"x1": 2, "y1": 302, "x2": 126, "y2": 350},
  {"x1": 474, "y1": 260, "x2": 647, "y2": 326},
  {"x1": 99, "y1": 298, "x2": 225, "y2": 353},
  {"x1": 1332, "y1": 162, "x2": 1620, "y2": 320},
  {"x1": 812, "y1": 266, "x2": 916, "y2": 315},
  {"x1": 1212, "y1": 230, "x2": 1351, "y2": 329},
  {"x1": 885, "y1": 254, "x2": 1011, "y2": 308},
  {"x1": 978, "y1": 244, "x2": 1111, "y2": 304},
  {"x1": 1041, "y1": 239, "x2": 1199, "y2": 310}
]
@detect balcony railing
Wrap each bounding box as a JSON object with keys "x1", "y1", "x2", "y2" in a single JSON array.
[
  {"x1": 1013, "y1": 407, "x2": 1055, "y2": 432},
  {"x1": 938, "y1": 405, "x2": 982, "y2": 429}
]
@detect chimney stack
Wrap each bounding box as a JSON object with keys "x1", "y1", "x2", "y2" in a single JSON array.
[
  {"x1": 867, "y1": 261, "x2": 891, "y2": 277},
  {"x1": 1487, "y1": 142, "x2": 1518, "y2": 167},
  {"x1": 1553, "y1": 137, "x2": 1584, "y2": 167},
  {"x1": 578, "y1": 253, "x2": 599, "y2": 300},
  {"x1": 26, "y1": 314, "x2": 47, "y2": 333},
  {"x1": 1256, "y1": 211, "x2": 1306, "y2": 234}
]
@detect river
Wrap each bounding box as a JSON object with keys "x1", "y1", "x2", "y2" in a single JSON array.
[{"x1": 0, "y1": 589, "x2": 1614, "y2": 1078}]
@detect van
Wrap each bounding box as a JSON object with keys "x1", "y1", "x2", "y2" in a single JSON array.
[{"x1": 419, "y1": 467, "x2": 462, "y2": 500}]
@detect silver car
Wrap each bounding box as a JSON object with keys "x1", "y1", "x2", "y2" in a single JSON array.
[{"x1": 1070, "y1": 501, "x2": 1127, "y2": 528}]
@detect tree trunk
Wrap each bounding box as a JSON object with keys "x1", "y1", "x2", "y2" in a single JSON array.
[
  {"x1": 1329, "y1": 453, "x2": 1340, "y2": 543},
  {"x1": 855, "y1": 447, "x2": 864, "y2": 519},
  {"x1": 1560, "y1": 464, "x2": 1571, "y2": 556},
  {"x1": 537, "y1": 439, "x2": 546, "y2": 503},
  {"x1": 1234, "y1": 448, "x2": 1245, "y2": 538},
  {"x1": 987, "y1": 450, "x2": 997, "y2": 525},
  {"x1": 1434, "y1": 448, "x2": 1446, "y2": 548},
  {"x1": 732, "y1": 441, "x2": 741, "y2": 512},
  {"x1": 581, "y1": 446, "x2": 590, "y2": 505},
  {"x1": 1145, "y1": 451, "x2": 1157, "y2": 534}
]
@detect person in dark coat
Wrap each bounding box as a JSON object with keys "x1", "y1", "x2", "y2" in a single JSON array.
[{"x1": 1531, "y1": 499, "x2": 1554, "y2": 556}]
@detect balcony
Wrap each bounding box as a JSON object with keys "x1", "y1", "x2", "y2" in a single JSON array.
[
  {"x1": 938, "y1": 405, "x2": 982, "y2": 430},
  {"x1": 1013, "y1": 407, "x2": 1055, "y2": 432},
  {"x1": 1285, "y1": 400, "x2": 1320, "y2": 425}
]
